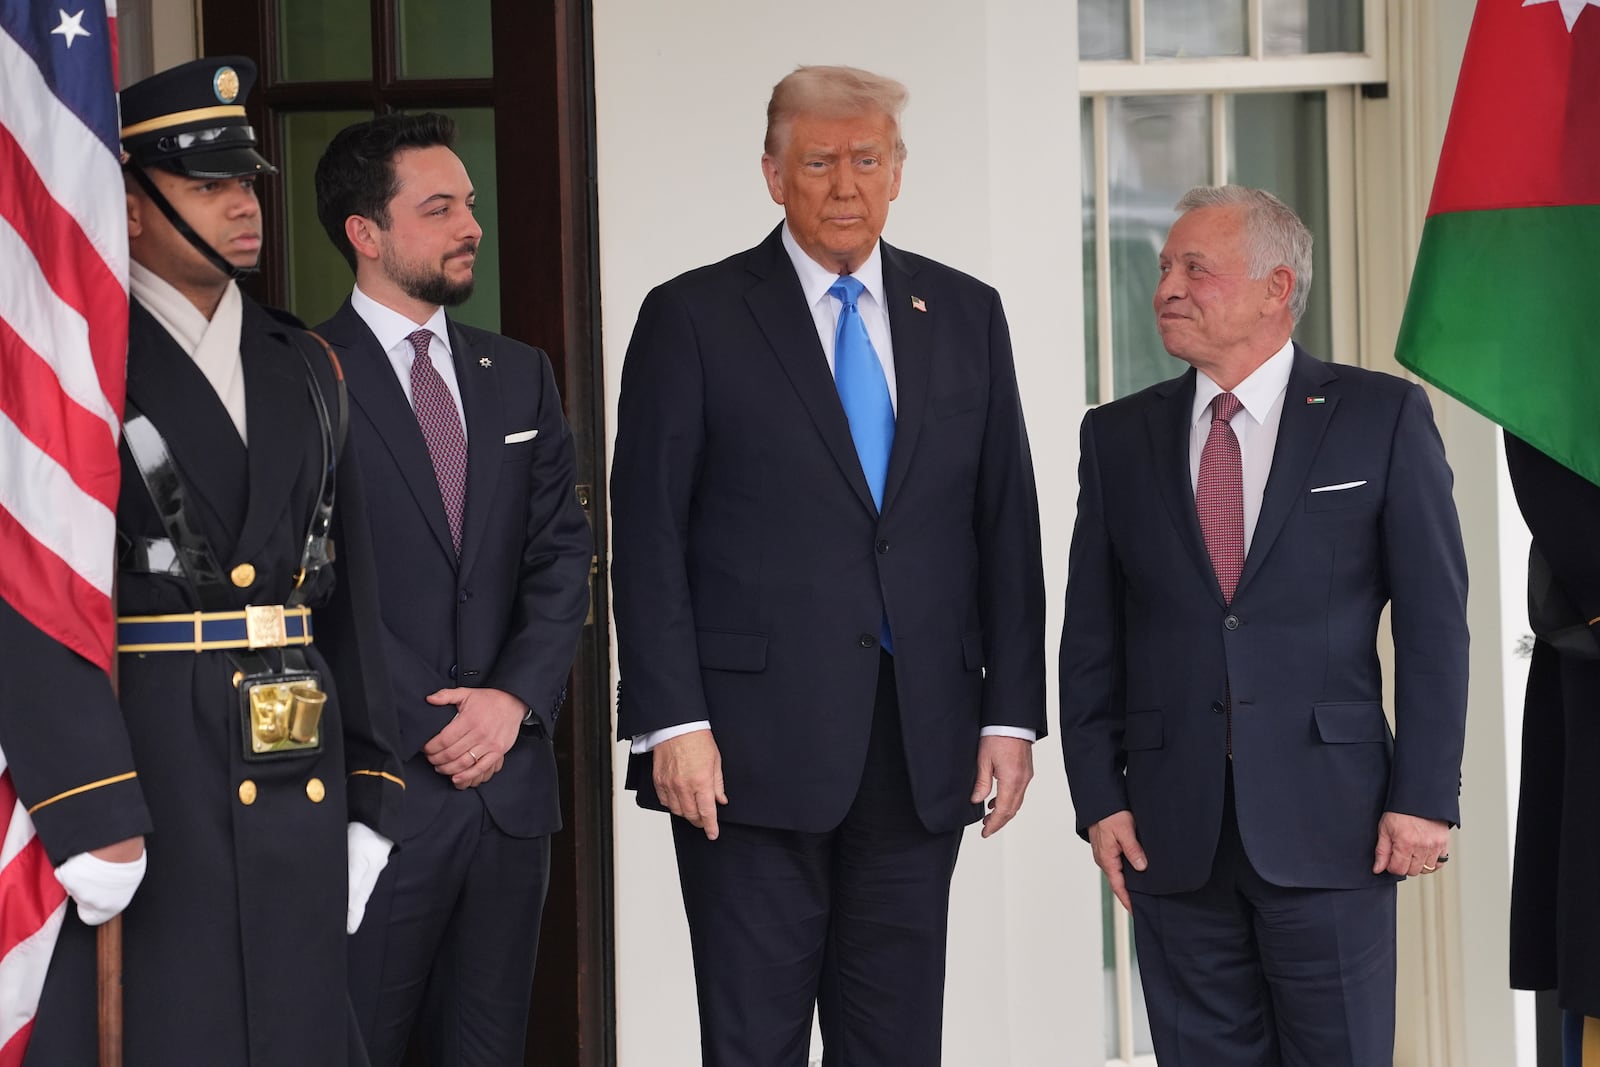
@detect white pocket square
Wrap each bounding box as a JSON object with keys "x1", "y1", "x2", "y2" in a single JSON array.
[
  {"x1": 504, "y1": 429, "x2": 539, "y2": 444},
  {"x1": 1310, "y1": 480, "x2": 1367, "y2": 493}
]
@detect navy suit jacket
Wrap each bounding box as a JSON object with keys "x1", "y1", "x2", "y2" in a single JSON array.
[
  {"x1": 318, "y1": 299, "x2": 592, "y2": 840},
  {"x1": 611, "y1": 226, "x2": 1046, "y2": 836},
  {"x1": 1059, "y1": 347, "x2": 1469, "y2": 893}
]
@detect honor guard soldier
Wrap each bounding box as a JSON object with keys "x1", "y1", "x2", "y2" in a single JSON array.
[{"x1": 0, "y1": 56, "x2": 404, "y2": 1066}]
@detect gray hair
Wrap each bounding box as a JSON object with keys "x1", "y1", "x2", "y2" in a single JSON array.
[
  {"x1": 764, "y1": 65, "x2": 908, "y2": 162},
  {"x1": 1175, "y1": 185, "x2": 1313, "y2": 324}
]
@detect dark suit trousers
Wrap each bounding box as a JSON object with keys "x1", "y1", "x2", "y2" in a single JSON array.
[
  {"x1": 349, "y1": 784, "x2": 551, "y2": 1067},
  {"x1": 1130, "y1": 767, "x2": 1397, "y2": 1067},
  {"x1": 671, "y1": 652, "x2": 963, "y2": 1067}
]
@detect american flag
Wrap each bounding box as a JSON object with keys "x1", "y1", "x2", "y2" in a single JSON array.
[{"x1": 0, "y1": 0, "x2": 127, "y2": 1061}]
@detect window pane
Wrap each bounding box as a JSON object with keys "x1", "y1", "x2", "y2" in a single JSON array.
[
  {"x1": 1227, "y1": 92, "x2": 1332, "y2": 362},
  {"x1": 1102, "y1": 880, "x2": 1118, "y2": 1060},
  {"x1": 281, "y1": 110, "x2": 374, "y2": 328},
  {"x1": 1107, "y1": 94, "x2": 1210, "y2": 398},
  {"x1": 1082, "y1": 98, "x2": 1099, "y2": 405},
  {"x1": 423, "y1": 108, "x2": 501, "y2": 333},
  {"x1": 399, "y1": 0, "x2": 493, "y2": 79},
  {"x1": 1146, "y1": 0, "x2": 1247, "y2": 58},
  {"x1": 1080, "y1": 0, "x2": 1131, "y2": 60},
  {"x1": 278, "y1": 0, "x2": 371, "y2": 82},
  {"x1": 1264, "y1": 0, "x2": 1364, "y2": 54}
]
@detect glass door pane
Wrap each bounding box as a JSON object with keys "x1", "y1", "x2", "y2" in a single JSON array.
[
  {"x1": 281, "y1": 110, "x2": 374, "y2": 327},
  {"x1": 1107, "y1": 94, "x2": 1211, "y2": 398},
  {"x1": 1145, "y1": 0, "x2": 1247, "y2": 58},
  {"x1": 1264, "y1": 0, "x2": 1364, "y2": 54},
  {"x1": 398, "y1": 0, "x2": 493, "y2": 79},
  {"x1": 1082, "y1": 97, "x2": 1099, "y2": 404},
  {"x1": 1227, "y1": 92, "x2": 1332, "y2": 362},
  {"x1": 1080, "y1": 0, "x2": 1131, "y2": 60},
  {"x1": 278, "y1": 0, "x2": 371, "y2": 82}
]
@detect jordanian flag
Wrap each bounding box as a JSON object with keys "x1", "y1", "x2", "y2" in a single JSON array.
[{"x1": 1395, "y1": 0, "x2": 1600, "y2": 484}]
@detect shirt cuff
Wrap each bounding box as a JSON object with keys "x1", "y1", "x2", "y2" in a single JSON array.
[
  {"x1": 631, "y1": 721, "x2": 712, "y2": 754},
  {"x1": 980, "y1": 725, "x2": 1038, "y2": 743}
]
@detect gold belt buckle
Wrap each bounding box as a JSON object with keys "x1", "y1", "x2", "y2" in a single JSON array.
[{"x1": 245, "y1": 604, "x2": 288, "y2": 649}]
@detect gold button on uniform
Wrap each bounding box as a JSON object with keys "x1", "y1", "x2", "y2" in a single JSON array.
[
  {"x1": 238, "y1": 780, "x2": 257, "y2": 806},
  {"x1": 305, "y1": 777, "x2": 325, "y2": 803},
  {"x1": 232, "y1": 670, "x2": 244, "y2": 688},
  {"x1": 230, "y1": 562, "x2": 256, "y2": 587}
]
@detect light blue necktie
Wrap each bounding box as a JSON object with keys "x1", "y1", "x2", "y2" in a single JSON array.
[
  {"x1": 829, "y1": 274, "x2": 895, "y2": 652},
  {"x1": 829, "y1": 275, "x2": 895, "y2": 508}
]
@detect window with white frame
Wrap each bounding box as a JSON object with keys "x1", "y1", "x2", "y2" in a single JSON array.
[{"x1": 1078, "y1": 1, "x2": 1387, "y2": 1063}]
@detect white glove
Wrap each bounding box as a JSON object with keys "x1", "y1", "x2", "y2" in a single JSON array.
[
  {"x1": 55, "y1": 849, "x2": 147, "y2": 926},
  {"x1": 346, "y1": 821, "x2": 393, "y2": 934}
]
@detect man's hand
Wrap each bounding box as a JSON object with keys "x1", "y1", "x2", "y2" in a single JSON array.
[
  {"x1": 422, "y1": 686, "x2": 525, "y2": 789},
  {"x1": 1089, "y1": 810, "x2": 1146, "y2": 912},
  {"x1": 1372, "y1": 811, "x2": 1451, "y2": 877},
  {"x1": 653, "y1": 729, "x2": 727, "y2": 840},
  {"x1": 971, "y1": 735, "x2": 1034, "y2": 838}
]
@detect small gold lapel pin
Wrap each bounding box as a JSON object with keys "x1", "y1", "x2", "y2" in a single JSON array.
[
  {"x1": 911, "y1": 296, "x2": 927, "y2": 313},
  {"x1": 479, "y1": 357, "x2": 493, "y2": 368}
]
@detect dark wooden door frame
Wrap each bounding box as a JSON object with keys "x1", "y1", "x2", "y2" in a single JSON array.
[{"x1": 199, "y1": 2, "x2": 615, "y2": 1064}]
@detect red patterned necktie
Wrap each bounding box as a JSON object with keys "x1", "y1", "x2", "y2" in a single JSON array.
[
  {"x1": 407, "y1": 329, "x2": 468, "y2": 555},
  {"x1": 1196, "y1": 392, "x2": 1245, "y2": 603}
]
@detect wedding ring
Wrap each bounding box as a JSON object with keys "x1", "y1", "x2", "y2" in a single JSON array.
[
  {"x1": 1421, "y1": 863, "x2": 1437, "y2": 872},
  {"x1": 468, "y1": 749, "x2": 480, "y2": 765}
]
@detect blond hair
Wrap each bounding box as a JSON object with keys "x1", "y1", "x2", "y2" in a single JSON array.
[{"x1": 764, "y1": 65, "x2": 908, "y2": 160}]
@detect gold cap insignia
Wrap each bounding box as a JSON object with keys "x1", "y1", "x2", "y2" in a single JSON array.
[{"x1": 214, "y1": 67, "x2": 241, "y2": 104}]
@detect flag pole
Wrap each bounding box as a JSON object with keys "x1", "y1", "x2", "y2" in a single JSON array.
[
  {"x1": 97, "y1": 578, "x2": 123, "y2": 1065},
  {"x1": 98, "y1": 916, "x2": 122, "y2": 1067}
]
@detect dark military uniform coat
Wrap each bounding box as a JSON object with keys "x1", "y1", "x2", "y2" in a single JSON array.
[
  {"x1": 0, "y1": 295, "x2": 403, "y2": 1066},
  {"x1": 1507, "y1": 430, "x2": 1600, "y2": 1019}
]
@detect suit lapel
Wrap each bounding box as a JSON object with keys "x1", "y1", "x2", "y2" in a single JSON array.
[
  {"x1": 125, "y1": 299, "x2": 250, "y2": 555},
  {"x1": 233, "y1": 299, "x2": 318, "y2": 572},
  {"x1": 449, "y1": 317, "x2": 502, "y2": 578},
  {"x1": 743, "y1": 228, "x2": 878, "y2": 516},
  {"x1": 1145, "y1": 369, "x2": 1217, "y2": 597},
  {"x1": 322, "y1": 299, "x2": 458, "y2": 567},
  {"x1": 879, "y1": 242, "x2": 929, "y2": 513},
  {"x1": 1236, "y1": 347, "x2": 1339, "y2": 597}
]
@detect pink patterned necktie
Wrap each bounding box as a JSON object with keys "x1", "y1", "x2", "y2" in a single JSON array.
[
  {"x1": 1196, "y1": 391, "x2": 1245, "y2": 604},
  {"x1": 407, "y1": 329, "x2": 468, "y2": 555}
]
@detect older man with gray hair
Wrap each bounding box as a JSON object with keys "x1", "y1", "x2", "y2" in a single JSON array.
[
  {"x1": 1060, "y1": 184, "x2": 1469, "y2": 1064},
  {"x1": 612, "y1": 65, "x2": 1045, "y2": 1064}
]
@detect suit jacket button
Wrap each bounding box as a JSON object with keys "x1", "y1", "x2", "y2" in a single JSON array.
[
  {"x1": 1224, "y1": 614, "x2": 1240, "y2": 630},
  {"x1": 305, "y1": 777, "x2": 326, "y2": 804},
  {"x1": 238, "y1": 780, "x2": 257, "y2": 806},
  {"x1": 876, "y1": 539, "x2": 890, "y2": 554},
  {"x1": 858, "y1": 634, "x2": 876, "y2": 648},
  {"x1": 1211, "y1": 701, "x2": 1226, "y2": 715},
  {"x1": 230, "y1": 562, "x2": 256, "y2": 588},
  {"x1": 449, "y1": 664, "x2": 459, "y2": 679}
]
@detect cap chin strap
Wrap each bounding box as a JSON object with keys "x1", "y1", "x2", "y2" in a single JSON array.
[{"x1": 128, "y1": 164, "x2": 258, "y2": 282}]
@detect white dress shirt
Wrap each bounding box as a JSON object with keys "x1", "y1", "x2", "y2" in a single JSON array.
[
  {"x1": 349, "y1": 285, "x2": 467, "y2": 440},
  {"x1": 633, "y1": 225, "x2": 1034, "y2": 752},
  {"x1": 1188, "y1": 339, "x2": 1296, "y2": 552}
]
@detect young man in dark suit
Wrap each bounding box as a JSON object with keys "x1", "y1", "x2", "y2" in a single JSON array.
[
  {"x1": 612, "y1": 64, "x2": 1046, "y2": 1066},
  {"x1": 313, "y1": 113, "x2": 592, "y2": 1067},
  {"x1": 1060, "y1": 185, "x2": 1469, "y2": 1065}
]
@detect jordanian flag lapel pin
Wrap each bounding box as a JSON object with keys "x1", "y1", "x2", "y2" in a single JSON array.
[{"x1": 1306, "y1": 396, "x2": 1326, "y2": 404}]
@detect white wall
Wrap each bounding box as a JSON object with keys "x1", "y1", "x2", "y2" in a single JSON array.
[{"x1": 593, "y1": 3, "x2": 1101, "y2": 1064}]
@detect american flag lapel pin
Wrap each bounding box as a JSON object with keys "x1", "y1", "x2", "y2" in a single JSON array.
[
  {"x1": 911, "y1": 296, "x2": 927, "y2": 313},
  {"x1": 479, "y1": 357, "x2": 493, "y2": 368},
  {"x1": 1305, "y1": 395, "x2": 1326, "y2": 404}
]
